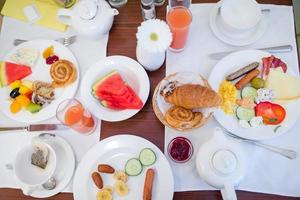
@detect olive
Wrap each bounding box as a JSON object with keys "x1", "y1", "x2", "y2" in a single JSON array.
[{"x1": 10, "y1": 88, "x2": 20, "y2": 98}]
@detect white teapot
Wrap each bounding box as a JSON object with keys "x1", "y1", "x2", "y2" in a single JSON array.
[{"x1": 57, "y1": 0, "x2": 119, "y2": 39}]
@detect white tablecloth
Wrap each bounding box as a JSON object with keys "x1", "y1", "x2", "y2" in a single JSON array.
[
  {"x1": 0, "y1": 17, "x2": 109, "y2": 192},
  {"x1": 165, "y1": 3, "x2": 300, "y2": 197}
]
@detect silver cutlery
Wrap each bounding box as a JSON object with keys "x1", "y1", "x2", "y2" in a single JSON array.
[
  {"x1": 0, "y1": 124, "x2": 68, "y2": 132},
  {"x1": 223, "y1": 130, "x2": 297, "y2": 160},
  {"x1": 209, "y1": 45, "x2": 293, "y2": 60},
  {"x1": 13, "y1": 35, "x2": 77, "y2": 46}
]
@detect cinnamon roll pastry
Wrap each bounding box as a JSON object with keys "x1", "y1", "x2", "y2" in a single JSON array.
[
  {"x1": 161, "y1": 84, "x2": 222, "y2": 109},
  {"x1": 50, "y1": 59, "x2": 77, "y2": 88},
  {"x1": 165, "y1": 106, "x2": 202, "y2": 129}
]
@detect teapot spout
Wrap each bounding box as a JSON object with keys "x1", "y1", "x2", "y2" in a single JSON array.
[{"x1": 111, "y1": 8, "x2": 119, "y2": 16}]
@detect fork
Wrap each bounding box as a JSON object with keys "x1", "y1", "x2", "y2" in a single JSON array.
[
  {"x1": 13, "y1": 35, "x2": 77, "y2": 46},
  {"x1": 223, "y1": 129, "x2": 297, "y2": 160}
]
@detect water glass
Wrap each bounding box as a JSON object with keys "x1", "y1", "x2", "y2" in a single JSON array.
[{"x1": 169, "y1": 0, "x2": 191, "y2": 8}]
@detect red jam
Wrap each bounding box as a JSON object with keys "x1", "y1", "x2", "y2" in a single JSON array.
[{"x1": 168, "y1": 137, "x2": 193, "y2": 163}]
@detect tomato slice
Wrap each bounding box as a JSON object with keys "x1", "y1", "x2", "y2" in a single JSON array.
[{"x1": 255, "y1": 102, "x2": 286, "y2": 125}]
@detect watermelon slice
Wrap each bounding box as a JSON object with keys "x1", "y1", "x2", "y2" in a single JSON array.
[
  {"x1": 0, "y1": 62, "x2": 32, "y2": 87},
  {"x1": 92, "y1": 70, "x2": 143, "y2": 110}
]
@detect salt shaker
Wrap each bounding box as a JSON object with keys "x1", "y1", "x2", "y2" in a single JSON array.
[
  {"x1": 136, "y1": 19, "x2": 172, "y2": 71},
  {"x1": 141, "y1": 0, "x2": 156, "y2": 20}
]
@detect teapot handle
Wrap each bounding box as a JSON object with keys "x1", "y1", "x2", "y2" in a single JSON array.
[{"x1": 57, "y1": 9, "x2": 73, "y2": 25}]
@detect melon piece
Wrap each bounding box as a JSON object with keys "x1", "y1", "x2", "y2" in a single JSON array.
[
  {"x1": 0, "y1": 62, "x2": 32, "y2": 87},
  {"x1": 92, "y1": 71, "x2": 143, "y2": 110}
]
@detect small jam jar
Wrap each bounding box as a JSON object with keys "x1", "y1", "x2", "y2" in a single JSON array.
[{"x1": 168, "y1": 137, "x2": 193, "y2": 163}]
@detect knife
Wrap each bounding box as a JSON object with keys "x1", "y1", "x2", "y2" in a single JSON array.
[
  {"x1": 0, "y1": 124, "x2": 68, "y2": 132},
  {"x1": 208, "y1": 45, "x2": 293, "y2": 60}
]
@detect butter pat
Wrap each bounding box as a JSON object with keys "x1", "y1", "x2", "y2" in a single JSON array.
[
  {"x1": 265, "y1": 69, "x2": 300, "y2": 100},
  {"x1": 23, "y1": 4, "x2": 41, "y2": 23},
  {"x1": 10, "y1": 48, "x2": 39, "y2": 67}
]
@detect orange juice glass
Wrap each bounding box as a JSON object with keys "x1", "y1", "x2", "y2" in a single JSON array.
[
  {"x1": 167, "y1": 6, "x2": 192, "y2": 52},
  {"x1": 56, "y1": 99, "x2": 97, "y2": 135}
]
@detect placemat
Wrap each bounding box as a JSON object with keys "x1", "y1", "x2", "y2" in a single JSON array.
[
  {"x1": 165, "y1": 3, "x2": 300, "y2": 197},
  {"x1": 0, "y1": 16, "x2": 108, "y2": 192}
]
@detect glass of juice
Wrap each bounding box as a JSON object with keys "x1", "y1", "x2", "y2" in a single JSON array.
[
  {"x1": 167, "y1": 6, "x2": 192, "y2": 52},
  {"x1": 56, "y1": 98, "x2": 97, "y2": 135}
]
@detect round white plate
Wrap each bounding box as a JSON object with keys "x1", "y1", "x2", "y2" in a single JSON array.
[
  {"x1": 208, "y1": 50, "x2": 300, "y2": 140},
  {"x1": 80, "y1": 56, "x2": 150, "y2": 122},
  {"x1": 209, "y1": 2, "x2": 268, "y2": 46},
  {"x1": 29, "y1": 134, "x2": 75, "y2": 198},
  {"x1": 73, "y1": 134, "x2": 174, "y2": 200},
  {"x1": 0, "y1": 39, "x2": 79, "y2": 123}
]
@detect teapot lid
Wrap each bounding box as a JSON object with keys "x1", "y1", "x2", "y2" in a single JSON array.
[{"x1": 75, "y1": 0, "x2": 99, "y2": 20}]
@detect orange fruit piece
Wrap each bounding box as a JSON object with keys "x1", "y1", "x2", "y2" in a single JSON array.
[
  {"x1": 16, "y1": 95, "x2": 31, "y2": 107},
  {"x1": 64, "y1": 104, "x2": 84, "y2": 126},
  {"x1": 43, "y1": 45, "x2": 54, "y2": 59},
  {"x1": 10, "y1": 100, "x2": 21, "y2": 113}
]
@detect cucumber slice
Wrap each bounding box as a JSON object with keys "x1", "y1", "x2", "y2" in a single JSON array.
[
  {"x1": 139, "y1": 148, "x2": 156, "y2": 166},
  {"x1": 236, "y1": 106, "x2": 255, "y2": 121},
  {"x1": 125, "y1": 158, "x2": 142, "y2": 176},
  {"x1": 241, "y1": 86, "x2": 257, "y2": 100}
]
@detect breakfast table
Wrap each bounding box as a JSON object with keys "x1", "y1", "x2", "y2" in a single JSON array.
[{"x1": 0, "y1": 0, "x2": 299, "y2": 200}]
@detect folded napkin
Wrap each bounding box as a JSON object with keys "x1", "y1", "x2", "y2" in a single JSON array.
[
  {"x1": 165, "y1": 3, "x2": 300, "y2": 197},
  {"x1": 0, "y1": 16, "x2": 109, "y2": 192},
  {"x1": 1, "y1": 0, "x2": 67, "y2": 32}
]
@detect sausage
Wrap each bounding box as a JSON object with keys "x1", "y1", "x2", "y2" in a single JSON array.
[
  {"x1": 226, "y1": 62, "x2": 259, "y2": 81},
  {"x1": 143, "y1": 168, "x2": 155, "y2": 200},
  {"x1": 235, "y1": 69, "x2": 260, "y2": 90},
  {"x1": 91, "y1": 172, "x2": 103, "y2": 189}
]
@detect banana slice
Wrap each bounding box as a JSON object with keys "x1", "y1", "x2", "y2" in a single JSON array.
[
  {"x1": 113, "y1": 170, "x2": 128, "y2": 183},
  {"x1": 114, "y1": 180, "x2": 129, "y2": 197},
  {"x1": 103, "y1": 185, "x2": 113, "y2": 194},
  {"x1": 96, "y1": 189, "x2": 112, "y2": 200}
]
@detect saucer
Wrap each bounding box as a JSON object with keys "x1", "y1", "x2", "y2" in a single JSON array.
[
  {"x1": 28, "y1": 134, "x2": 75, "y2": 198},
  {"x1": 209, "y1": 1, "x2": 268, "y2": 46}
]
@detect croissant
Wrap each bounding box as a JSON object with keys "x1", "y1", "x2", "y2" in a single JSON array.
[{"x1": 162, "y1": 84, "x2": 222, "y2": 109}]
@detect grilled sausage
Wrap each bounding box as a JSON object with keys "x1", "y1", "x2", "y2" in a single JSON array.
[
  {"x1": 235, "y1": 69, "x2": 260, "y2": 90},
  {"x1": 226, "y1": 62, "x2": 259, "y2": 81},
  {"x1": 143, "y1": 168, "x2": 155, "y2": 200}
]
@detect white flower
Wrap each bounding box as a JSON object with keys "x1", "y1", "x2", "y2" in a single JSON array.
[{"x1": 136, "y1": 19, "x2": 172, "y2": 52}]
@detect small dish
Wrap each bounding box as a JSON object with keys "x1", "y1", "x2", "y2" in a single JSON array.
[
  {"x1": 167, "y1": 137, "x2": 193, "y2": 163},
  {"x1": 80, "y1": 56, "x2": 150, "y2": 122},
  {"x1": 152, "y1": 72, "x2": 213, "y2": 131},
  {"x1": 209, "y1": 1, "x2": 268, "y2": 46}
]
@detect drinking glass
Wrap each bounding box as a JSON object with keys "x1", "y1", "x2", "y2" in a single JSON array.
[
  {"x1": 167, "y1": 6, "x2": 192, "y2": 52},
  {"x1": 169, "y1": 0, "x2": 191, "y2": 8},
  {"x1": 56, "y1": 99, "x2": 97, "y2": 135}
]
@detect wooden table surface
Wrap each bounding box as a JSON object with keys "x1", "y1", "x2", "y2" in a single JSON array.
[{"x1": 0, "y1": 0, "x2": 299, "y2": 199}]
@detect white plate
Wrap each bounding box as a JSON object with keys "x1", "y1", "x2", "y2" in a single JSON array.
[
  {"x1": 29, "y1": 134, "x2": 75, "y2": 198},
  {"x1": 80, "y1": 56, "x2": 150, "y2": 122},
  {"x1": 208, "y1": 50, "x2": 300, "y2": 140},
  {"x1": 209, "y1": 2, "x2": 268, "y2": 46},
  {"x1": 73, "y1": 134, "x2": 174, "y2": 200},
  {"x1": 0, "y1": 39, "x2": 79, "y2": 123}
]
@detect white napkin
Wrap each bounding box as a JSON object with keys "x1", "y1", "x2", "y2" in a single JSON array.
[
  {"x1": 165, "y1": 4, "x2": 300, "y2": 197},
  {"x1": 0, "y1": 17, "x2": 109, "y2": 192}
]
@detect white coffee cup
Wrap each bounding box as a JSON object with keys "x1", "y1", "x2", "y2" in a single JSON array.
[
  {"x1": 219, "y1": 0, "x2": 262, "y2": 38},
  {"x1": 13, "y1": 142, "x2": 57, "y2": 195}
]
